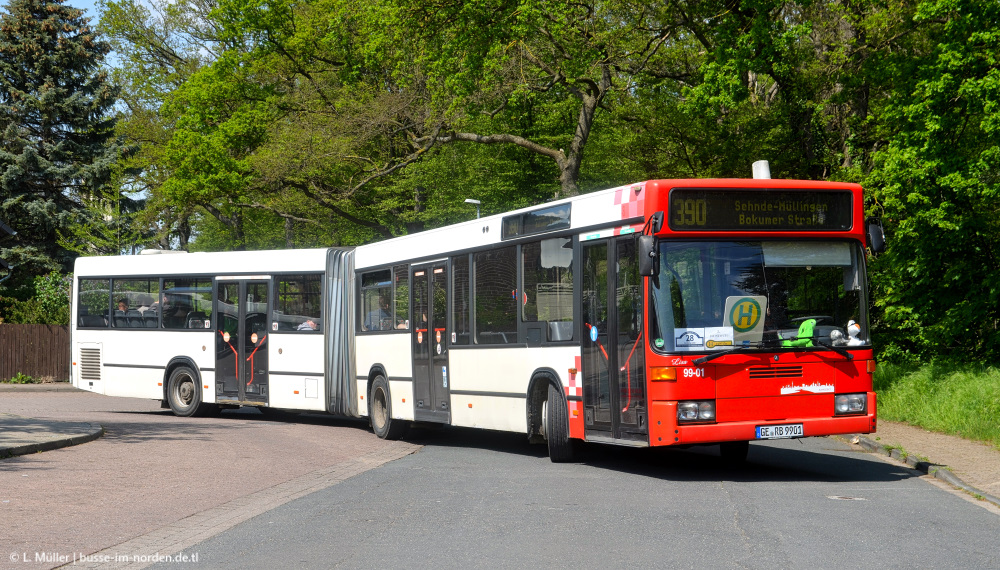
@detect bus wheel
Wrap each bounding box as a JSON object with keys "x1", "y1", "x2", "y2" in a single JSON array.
[
  {"x1": 545, "y1": 383, "x2": 574, "y2": 463},
  {"x1": 369, "y1": 375, "x2": 407, "y2": 440},
  {"x1": 167, "y1": 366, "x2": 204, "y2": 417},
  {"x1": 720, "y1": 441, "x2": 750, "y2": 465}
]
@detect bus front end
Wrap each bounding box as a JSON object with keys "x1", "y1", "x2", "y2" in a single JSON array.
[{"x1": 640, "y1": 181, "x2": 878, "y2": 454}]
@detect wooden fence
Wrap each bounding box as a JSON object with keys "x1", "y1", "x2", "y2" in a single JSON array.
[{"x1": 0, "y1": 324, "x2": 70, "y2": 381}]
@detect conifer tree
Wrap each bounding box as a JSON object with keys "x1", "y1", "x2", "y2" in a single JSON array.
[{"x1": 0, "y1": 0, "x2": 123, "y2": 272}]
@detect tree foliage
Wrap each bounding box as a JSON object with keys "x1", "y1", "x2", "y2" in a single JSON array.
[
  {"x1": 95, "y1": 0, "x2": 1000, "y2": 362},
  {"x1": 0, "y1": 0, "x2": 125, "y2": 272},
  {"x1": 0, "y1": 271, "x2": 70, "y2": 324}
]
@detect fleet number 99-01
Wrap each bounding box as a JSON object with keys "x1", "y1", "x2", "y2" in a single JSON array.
[{"x1": 682, "y1": 368, "x2": 706, "y2": 378}]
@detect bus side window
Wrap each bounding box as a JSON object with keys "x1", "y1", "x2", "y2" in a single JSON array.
[
  {"x1": 474, "y1": 246, "x2": 517, "y2": 344},
  {"x1": 273, "y1": 274, "x2": 322, "y2": 332},
  {"x1": 393, "y1": 264, "x2": 409, "y2": 331},
  {"x1": 521, "y1": 238, "x2": 573, "y2": 341},
  {"x1": 77, "y1": 278, "x2": 110, "y2": 327},
  {"x1": 360, "y1": 269, "x2": 393, "y2": 331},
  {"x1": 451, "y1": 255, "x2": 470, "y2": 345}
]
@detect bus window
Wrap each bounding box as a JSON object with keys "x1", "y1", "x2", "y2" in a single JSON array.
[
  {"x1": 361, "y1": 269, "x2": 393, "y2": 331},
  {"x1": 521, "y1": 238, "x2": 573, "y2": 341},
  {"x1": 77, "y1": 278, "x2": 110, "y2": 328},
  {"x1": 111, "y1": 279, "x2": 160, "y2": 328},
  {"x1": 393, "y1": 264, "x2": 409, "y2": 330},
  {"x1": 161, "y1": 278, "x2": 213, "y2": 329},
  {"x1": 452, "y1": 255, "x2": 470, "y2": 345},
  {"x1": 474, "y1": 246, "x2": 517, "y2": 344},
  {"x1": 273, "y1": 274, "x2": 322, "y2": 332}
]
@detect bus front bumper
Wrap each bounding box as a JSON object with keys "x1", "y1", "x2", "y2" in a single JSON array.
[{"x1": 647, "y1": 392, "x2": 877, "y2": 447}]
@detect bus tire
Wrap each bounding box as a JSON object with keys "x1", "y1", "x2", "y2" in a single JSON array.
[
  {"x1": 369, "y1": 375, "x2": 407, "y2": 440},
  {"x1": 166, "y1": 365, "x2": 204, "y2": 417},
  {"x1": 545, "y1": 383, "x2": 574, "y2": 463},
  {"x1": 720, "y1": 441, "x2": 750, "y2": 465}
]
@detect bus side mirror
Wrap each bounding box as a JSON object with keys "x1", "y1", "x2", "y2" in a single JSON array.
[
  {"x1": 638, "y1": 234, "x2": 659, "y2": 276},
  {"x1": 866, "y1": 218, "x2": 886, "y2": 254}
]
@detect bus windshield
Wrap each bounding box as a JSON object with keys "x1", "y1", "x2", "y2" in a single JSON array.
[{"x1": 649, "y1": 240, "x2": 870, "y2": 352}]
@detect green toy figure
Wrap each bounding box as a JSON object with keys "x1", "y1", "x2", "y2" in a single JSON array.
[{"x1": 782, "y1": 318, "x2": 816, "y2": 347}]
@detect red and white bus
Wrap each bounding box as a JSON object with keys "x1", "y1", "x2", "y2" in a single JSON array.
[{"x1": 71, "y1": 163, "x2": 883, "y2": 462}]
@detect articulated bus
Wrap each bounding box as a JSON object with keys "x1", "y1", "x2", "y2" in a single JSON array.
[{"x1": 71, "y1": 166, "x2": 885, "y2": 462}]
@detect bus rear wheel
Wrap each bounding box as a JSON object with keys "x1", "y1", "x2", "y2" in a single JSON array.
[
  {"x1": 166, "y1": 366, "x2": 213, "y2": 417},
  {"x1": 369, "y1": 375, "x2": 407, "y2": 440}
]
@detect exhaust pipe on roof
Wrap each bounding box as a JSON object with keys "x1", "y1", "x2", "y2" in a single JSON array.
[{"x1": 752, "y1": 160, "x2": 771, "y2": 179}]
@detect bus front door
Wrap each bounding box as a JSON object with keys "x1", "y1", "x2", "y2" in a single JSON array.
[
  {"x1": 215, "y1": 279, "x2": 270, "y2": 405},
  {"x1": 581, "y1": 237, "x2": 648, "y2": 443},
  {"x1": 411, "y1": 262, "x2": 451, "y2": 424}
]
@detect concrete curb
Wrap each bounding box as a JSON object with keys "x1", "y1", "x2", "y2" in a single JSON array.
[
  {"x1": 854, "y1": 434, "x2": 1000, "y2": 508},
  {"x1": 0, "y1": 382, "x2": 80, "y2": 392},
  {"x1": 0, "y1": 415, "x2": 105, "y2": 459}
]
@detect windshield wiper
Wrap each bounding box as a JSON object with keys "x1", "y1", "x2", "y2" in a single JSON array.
[
  {"x1": 691, "y1": 339, "x2": 854, "y2": 365},
  {"x1": 814, "y1": 339, "x2": 854, "y2": 360},
  {"x1": 692, "y1": 344, "x2": 758, "y2": 365}
]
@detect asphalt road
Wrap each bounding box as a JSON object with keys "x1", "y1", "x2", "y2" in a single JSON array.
[
  {"x1": 156, "y1": 426, "x2": 999, "y2": 570},
  {"x1": 0, "y1": 392, "x2": 415, "y2": 570},
  {"x1": 2, "y1": 392, "x2": 998, "y2": 569}
]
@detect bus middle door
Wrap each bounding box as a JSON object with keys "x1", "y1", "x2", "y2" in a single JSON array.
[
  {"x1": 215, "y1": 278, "x2": 270, "y2": 405},
  {"x1": 411, "y1": 263, "x2": 451, "y2": 424}
]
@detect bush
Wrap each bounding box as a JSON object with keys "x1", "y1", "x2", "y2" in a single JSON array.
[{"x1": 0, "y1": 272, "x2": 71, "y2": 325}]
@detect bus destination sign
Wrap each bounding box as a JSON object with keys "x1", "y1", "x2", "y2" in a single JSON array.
[{"x1": 667, "y1": 188, "x2": 853, "y2": 231}]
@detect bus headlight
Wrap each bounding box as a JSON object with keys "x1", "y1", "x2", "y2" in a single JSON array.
[
  {"x1": 678, "y1": 400, "x2": 715, "y2": 422},
  {"x1": 834, "y1": 393, "x2": 867, "y2": 415}
]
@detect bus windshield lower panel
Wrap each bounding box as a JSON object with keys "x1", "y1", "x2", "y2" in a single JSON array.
[{"x1": 649, "y1": 240, "x2": 870, "y2": 353}]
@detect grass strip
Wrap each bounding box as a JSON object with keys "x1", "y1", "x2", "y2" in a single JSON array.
[{"x1": 875, "y1": 362, "x2": 1000, "y2": 450}]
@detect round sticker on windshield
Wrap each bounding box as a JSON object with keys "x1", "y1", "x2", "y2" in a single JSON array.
[
  {"x1": 250, "y1": 332, "x2": 258, "y2": 344},
  {"x1": 223, "y1": 332, "x2": 231, "y2": 343},
  {"x1": 729, "y1": 297, "x2": 762, "y2": 333},
  {"x1": 589, "y1": 325, "x2": 599, "y2": 342},
  {"x1": 654, "y1": 338, "x2": 664, "y2": 348}
]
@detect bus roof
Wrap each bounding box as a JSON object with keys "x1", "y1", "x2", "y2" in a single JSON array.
[{"x1": 74, "y1": 247, "x2": 333, "y2": 277}]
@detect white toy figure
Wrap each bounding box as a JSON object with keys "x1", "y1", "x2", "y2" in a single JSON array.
[{"x1": 846, "y1": 319, "x2": 864, "y2": 346}]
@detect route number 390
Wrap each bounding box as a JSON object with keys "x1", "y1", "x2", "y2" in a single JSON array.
[
  {"x1": 673, "y1": 198, "x2": 708, "y2": 226},
  {"x1": 682, "y1": 367, "x2": 706, "y2": 378}
]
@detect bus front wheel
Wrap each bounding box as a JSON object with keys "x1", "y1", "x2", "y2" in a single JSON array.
[
  {"x1": 544, "y1": 383, "x2": 574, "y2": 463},
  {"x1": 720, "y1": 441, "x2": 750, "y2": 465},
  {"x1": 369, "y1": 375, "x2": 407, "y2": 440},
  {"x1": 166, "y1": 366, "x2": 209, "y2": 417}
]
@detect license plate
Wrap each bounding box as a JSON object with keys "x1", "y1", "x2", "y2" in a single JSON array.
[{"x1": 756, "y1": 423, "x2": 804, "y2": 439}]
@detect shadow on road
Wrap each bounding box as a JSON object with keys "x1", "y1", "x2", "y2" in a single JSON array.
[
  {"x1": 42, "y1": 401, "x2": 916, "y2": 486},
  {"x1": 399, "y1": 423, "x2": 918, "y2": 485}
]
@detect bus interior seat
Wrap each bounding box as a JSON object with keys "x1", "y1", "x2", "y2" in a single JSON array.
[
  {"x1": 113, "y1": 310, "x2": 128, "y2": 327},
  {"x1": 185, "y1": 311, "x2": 207, "y2": 329},
  {"x1": 127, "y1": 309, "x2": 144, "y2": 327},
  {"x1": 143, "y1": 309, "x2": 158, "y2": 328},
  {"x1": 79, "y1": 314, "x2": 107, "y2": 327}
]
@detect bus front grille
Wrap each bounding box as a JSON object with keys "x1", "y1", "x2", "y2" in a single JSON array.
[{"x1": 748, "y1": 365, "x2": 803, "y2": 379}]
